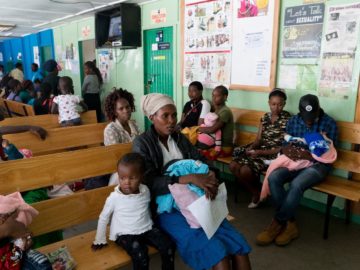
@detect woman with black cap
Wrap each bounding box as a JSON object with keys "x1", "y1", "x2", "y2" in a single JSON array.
[{"x1": 229, "y1": 88, "x2": 291, "y2": 208}]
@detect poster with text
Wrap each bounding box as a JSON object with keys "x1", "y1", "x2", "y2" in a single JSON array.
[
  {"x1": 318, "y1": 3, "x2": 360, "y2": 99},
  {"x1": 231, "y1": 0, "x2": 277, "y2": 89},
  {"x1": 183, "y1": 0, "x2": 232, "y2": 87},
  {"x1": 282, "y1": 3, "x2": 324, "y2": 58},
  {"x1": 98, "y1": 50, "x2": 111, "y2": 83}
]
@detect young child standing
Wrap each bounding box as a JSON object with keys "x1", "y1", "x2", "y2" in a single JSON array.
[
  {"x1": 92, "y1": 153, "x2": 175, "y2": 270},
  {"x1": 51, "y1": 76, "x2": 88, "y2": 127}
]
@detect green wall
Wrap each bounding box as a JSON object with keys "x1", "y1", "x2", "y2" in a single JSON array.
[{"x1": 52, "y1": 0, "x2": 360, "y2": 211}]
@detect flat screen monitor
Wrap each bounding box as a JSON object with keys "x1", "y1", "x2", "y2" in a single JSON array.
[{"x1": 108, "y1": 16, "x2": 122, "y2": 40}]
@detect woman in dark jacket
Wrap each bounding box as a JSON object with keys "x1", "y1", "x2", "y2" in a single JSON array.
[{"x1": 132, "y1": 93, "x2": 251, "y2": 270}]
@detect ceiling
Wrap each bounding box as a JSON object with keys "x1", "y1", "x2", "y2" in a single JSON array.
[{"x1": 0, "y1": 0, "x2": 156, "y2": 40}]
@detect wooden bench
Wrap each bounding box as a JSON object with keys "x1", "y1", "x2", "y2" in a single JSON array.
[
  {"x1": 217, "y1": 108, "x2": 360, "y2": 239},
  {"x1": 3, "y1": 122, "x2": 107, "y2": 156},
  {"x1": 0, "y1": 143, "x2": 159, "y2": 269},
  {"x1": 1, "y1": 98, "x2": 35, "y2": 117},
  {"x1": 0, "y1": 110, "x2": 97, "y2": 129}
]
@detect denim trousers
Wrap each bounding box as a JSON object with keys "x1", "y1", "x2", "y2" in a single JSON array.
[{"x1": 268, "y1": 163, "x2": 331, "y2": 224}]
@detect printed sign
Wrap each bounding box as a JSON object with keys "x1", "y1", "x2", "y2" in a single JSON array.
[{"x1": 151, "y1": 8, "x2": 167, "y2": 24}]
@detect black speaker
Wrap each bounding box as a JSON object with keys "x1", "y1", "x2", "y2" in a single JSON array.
[{"x1": 95, "y1": 3, "x2": 141, "y2": 49}]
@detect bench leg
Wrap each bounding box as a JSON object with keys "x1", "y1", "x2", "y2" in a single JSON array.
[
  {"x1": 345, "y1": 199, "x2": 352, "y2": 225},
  {"x1": 323, "y1": 195, "x2": 335, "y2": 240},
  {"x1": 233, "y1": 180, "x2": 239, "y2": 203}
]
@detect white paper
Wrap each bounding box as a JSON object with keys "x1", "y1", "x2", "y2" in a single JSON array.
[
  {"x1": 187, "y1": 183, "x2": 229, "y2": 239},
  {"x1": 278, "y1": 65, "x2": 297, "y2": 89}
]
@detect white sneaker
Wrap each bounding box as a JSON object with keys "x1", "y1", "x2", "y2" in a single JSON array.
[{"x1": 248, "y1": 201, "x2": 260, "y2": 209}]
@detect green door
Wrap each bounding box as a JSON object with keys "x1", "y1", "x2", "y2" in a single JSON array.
[{"x1": 143, "y1": 27, "x2": 173, "y2": 130}]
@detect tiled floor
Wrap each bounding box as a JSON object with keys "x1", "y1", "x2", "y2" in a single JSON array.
[{"x1": 65, "y1": 189, "x2": 360, "y2": 270}]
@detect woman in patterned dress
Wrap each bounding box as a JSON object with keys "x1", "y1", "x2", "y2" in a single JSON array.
[
  {"x1": 229, "y1": 88, "x2": 291, "y2": 208},
  {"x1": 103, "y1": 88, "x2": 140, "y2": 146}
]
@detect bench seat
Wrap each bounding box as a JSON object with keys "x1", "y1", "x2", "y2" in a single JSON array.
[{"x1": 37, "y1": 230, "x2": 157, "y2": 270}]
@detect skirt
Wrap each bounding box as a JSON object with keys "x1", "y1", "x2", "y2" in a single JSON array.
[{"x1": 157, "y1": 211, "x2": 251, "y2": 270}]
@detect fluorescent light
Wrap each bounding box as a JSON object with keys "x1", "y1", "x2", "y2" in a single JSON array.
[
  {"x1": 4, "y1": 32, "x2": 13, "y2": 36},
  {"x1": 51, "y1": 14, "x2": 75, "y2": 23},
  {"x1": 0, "y1": 24, "x2": 16, "y2": 32},
  {"x1": 108, "y1": 0, "x2": 127, "y2": 5},
  {"x1": 22, "y1": 33, "x2": 31, "y2": 37},
  {"x1": 32, "y1": 22, "x2": 49, "y2": 28}
]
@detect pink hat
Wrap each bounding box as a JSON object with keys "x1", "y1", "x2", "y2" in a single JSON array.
[{"x1": 204, "y1": 112, "x2": 218, "y2": 127}]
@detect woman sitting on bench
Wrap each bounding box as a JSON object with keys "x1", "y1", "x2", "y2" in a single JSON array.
[
  {"x1": 229, "y1": 88, "x2": 291, "y2": 208},
  {"x1": 103, "y1": 88, "x2": 140, "y2": 146},
  {"x1": 133, "y1": 93, "x2": 251, "y2": 270}
]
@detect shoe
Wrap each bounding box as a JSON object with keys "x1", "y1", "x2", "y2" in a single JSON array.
[
  {"x1": 275, "y1": 221, "x2": 299, "y2": 246},
  {"x1": 248, "y1": 201, "x2": 260, "y2": 209},
  {"x1": 256, "y1": 219, "x2": 283, "y2": 246}
]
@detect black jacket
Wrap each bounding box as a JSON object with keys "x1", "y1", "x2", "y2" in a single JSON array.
[{"x1": 132, "y1": 125, "x2": 206, "y2": 198}]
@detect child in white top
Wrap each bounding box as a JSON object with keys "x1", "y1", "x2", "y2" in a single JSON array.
[
  {"x1": 92, "y1": 153, "x2": 175, "y2": 270},
  {"x1": 51, "y1": 76, "x2": 88, "y2": 126}
]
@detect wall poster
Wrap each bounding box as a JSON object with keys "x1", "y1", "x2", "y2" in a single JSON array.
[
  {"x1": 183, "y1": 0, "x2": 232, "y2": 87},
  {"x1": 318, "y1": 3, "x2": 360, "y2": 99},
  {"x1": 282, "y1": 3, "x2": 325, "y2": 59},
  {"x1": 230, "y1": 0, "x2": 279, "y2": 91}
]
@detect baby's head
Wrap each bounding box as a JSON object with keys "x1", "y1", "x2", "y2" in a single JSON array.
[
  {"x1": 204, "y1": 112, "x2": 218, "y2": 127},
  {"x1": 117, "y1": 153, "x2": 145, "y2": 195},
  {"x1": 59, "y1": 76, "x2": 74, "y2": 95}
]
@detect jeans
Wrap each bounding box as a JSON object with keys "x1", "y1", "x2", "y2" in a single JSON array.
[{"x1": 268, "y1": 163, "x2": 331, "y2": 224}]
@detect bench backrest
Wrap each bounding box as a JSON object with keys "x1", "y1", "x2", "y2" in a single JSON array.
[
  {"x1": 0, "y1": 110, "x2": 97, "y2": 128},
  {"x1": 0, "y1": 143, "x2": 132, "y2": 236},
  {"x1": 230, "y1": 108, "x2": 360, "y2": 179},
  {"x1": 2, "y1": 98, "x2": 35, "y2": 117},
  {"x1": 3, "y1": 122, "x2": 107, "y2": 156},
  {"x1": 0, "y1": 143, "x2": 132, "y2": 194}
]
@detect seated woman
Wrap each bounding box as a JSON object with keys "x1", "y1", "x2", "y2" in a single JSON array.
[
  {"x1": 180, "y1": 81, "x2": 211, "y2": 128},
  {"x1": 103, "y1": 88, "x2": 140, "y2": 146},
  {"x1": 198, "y1": 85, "x2": 234, "y2": 160},
  {"x1": 229, "y1": 88, "x2": 291, "y2": 208},
  {"x1": 133, "y1": 93, "x2": 251, "y2": 270}
]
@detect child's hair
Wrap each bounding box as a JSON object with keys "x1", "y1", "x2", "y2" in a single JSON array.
[
  {"x1": 59, "y1": 76, "x2": 74, "y2": 94},
  {"x1": 117, "y1": 153, "x2": 145, "y2": 174},
  {"x1": 22, "y1": 80, "x2": 34, "y2": 91},
  {"x1": 8, "y1": 79, "x2": 21, "y2": 92},
  {"x1": 105, "y1": 88, "x2": 135, "y2": 121},
  {"x1": 189, "y1": 81, "x2": 203, "y2": 91},
  {"x1": 84, "y1": 61, "x2": 103, "y2": 85},
  {"x1": 214, "y1": 85, "x2": 228, "y2": 96},
  {"x1": 34, "y1": 79, "x2": 41, "y2": 85}
]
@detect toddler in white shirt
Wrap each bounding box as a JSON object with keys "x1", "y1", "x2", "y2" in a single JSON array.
[
  {"x1": 51, "y1": 76, "x2": 88, "y2": 126},
  {"x1": 92, "y1": 153, "x2": 174, "y2": 270}
]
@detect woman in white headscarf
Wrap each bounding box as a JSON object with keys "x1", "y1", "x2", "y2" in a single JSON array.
[{"x1": 132, "y1": 93, "x2": 251, "y2": 270}]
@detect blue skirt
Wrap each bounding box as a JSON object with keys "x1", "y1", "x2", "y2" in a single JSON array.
[{"x1": 157, "y1": 211, "x2": 251, "y2": 270}]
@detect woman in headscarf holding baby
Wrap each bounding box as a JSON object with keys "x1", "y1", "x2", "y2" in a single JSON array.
[{"x1": 132, "y1": 93, "x2": 251, "y2": 270}]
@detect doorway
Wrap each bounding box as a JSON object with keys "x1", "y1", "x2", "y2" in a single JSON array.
[
  {"x1": 143, "y1": 27, "x2": 174, "y2": 130},
  {"x1": 78, "y1": 39, "x2": 96, "y2": 85}
]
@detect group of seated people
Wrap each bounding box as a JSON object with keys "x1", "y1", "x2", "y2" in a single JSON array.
[
  {"x1": 0, "y1": 59, "x2": 103, "y2": 124},
  {"x1": 0, "y1": 78, "x2": 338, "y2": 270}
]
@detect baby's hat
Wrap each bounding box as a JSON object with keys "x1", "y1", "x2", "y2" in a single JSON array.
[
  {"x1": 304, "y1": 132, "x2": 329, "y2": 157},
  {"x1": 304, "y1": 132, "x2": 337, "y2": 164},
  {"x1": 204, "y1": 112, "x2": 218, "y2": 126}
]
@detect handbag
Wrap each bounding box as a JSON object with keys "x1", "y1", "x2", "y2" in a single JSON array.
[{"x1": 181, "y1": 126, "x2": 199, "y2": 145}]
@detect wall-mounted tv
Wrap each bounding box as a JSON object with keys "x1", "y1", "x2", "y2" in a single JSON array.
[
  {"x1": 95, "y1": 3, "x2": 141, "y2": 49},
  {"x1": 108, "y1": 16, "x2": 122, "y2": 40}
]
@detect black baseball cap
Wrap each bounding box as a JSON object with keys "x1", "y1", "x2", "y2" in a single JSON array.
[{"x1": 299, "y1": 94, "x2": 320, "y2": 122}]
